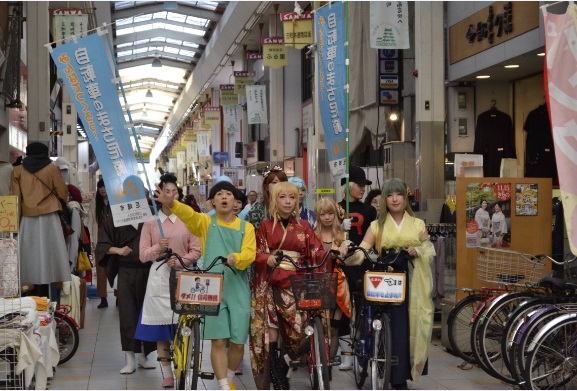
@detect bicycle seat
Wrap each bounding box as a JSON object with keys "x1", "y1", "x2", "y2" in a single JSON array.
[{"x1": 538, "y1": 276, "x2": 577, "y2": 292}]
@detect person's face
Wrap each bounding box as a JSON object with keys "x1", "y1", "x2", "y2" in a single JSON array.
[
  {"x1": 298, "y1": 188, "x2": 305, "y2": 203},
  {"x1": 386, "y1": 191, "x2": 405, "y2": 213},
  {"x1": 233, "y1": 199, "x2": 242, "y2": 215},
  {"x1": 371, "y1": 195, "x2": 382, "y2": 213},
  {"x1": 277, "y1": 191, "x2": 297, "y2": 218},
  {"x1": 319, "y1": 210, "x2": 335, "y2": 228},
  {"x1": 481, "y1": 200, "x2": 488, "y2": 210},
  {"x1": 161, "y1": 183, "x2": 179, "y2": 202},
  {"x1": 98, "y1": 186, "x2": 107, "y2": 198},
  {"x1": 213, "y1": 190, "x2": 235, "y2": 213},
  {"x1": 267, "y1": 177, "x2": 282, "y2": 193},
  {"x1": 494, "y1": 203, "x2": 501, "y2": 213},
  {"x1": 248, "y1": 191, "x2": 258, "y2": 203},
  {"x1": 349, "y1": 182, "x2": 366, "y2": 202}
]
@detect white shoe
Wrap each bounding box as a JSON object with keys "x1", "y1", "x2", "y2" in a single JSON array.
[
  {"x1": 339, "y1": 338, "x2": 353, "y2": 371},
  {"x1": 138, "y1": 353, "x2": 156, "y2": 369},
  {"x1": 120, "y1": 352, "x2": 136, "y2": 374}
]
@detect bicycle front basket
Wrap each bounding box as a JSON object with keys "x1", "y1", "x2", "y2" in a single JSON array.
[
  {"x1": 169, "y1": 269, "x2": 221, "y2": 316},
  {"x1": 289, "y1": 272, "x2": 337, "y2": 311},
  {"x1": 476, "y1": 247, "x2": 546, "y2": 287}
]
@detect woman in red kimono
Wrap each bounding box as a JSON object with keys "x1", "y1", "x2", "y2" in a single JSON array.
[{"x1": 250, "y1": 182, "x2": 341, "y2": 389}]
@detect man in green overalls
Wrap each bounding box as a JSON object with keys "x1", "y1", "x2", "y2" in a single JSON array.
[{"x1": 154, "y1": 181, "x2": 256, "y2": 390}]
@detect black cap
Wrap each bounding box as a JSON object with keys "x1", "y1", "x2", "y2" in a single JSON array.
[
  {"x1": 209, "y1": 181, "x2": 236, "y2": 200},
  {"x1": 341, "y1": 165, "x2": 372, "y2": 186}
]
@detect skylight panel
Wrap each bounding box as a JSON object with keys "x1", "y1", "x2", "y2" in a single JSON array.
[
  {"x1": 164, "y1": 47, "x2": 180, "y2": 54},
  {"x1": 134, "y1": 39, "x2": 151, "y2": 45},
  {"x1": 133, "y1": 14, "x2": 153, "y2": 23},
  {"x1": 166, "y1": 38, "x2": 183, "y2": 45},
  {"x1": 183, "y1": 26, "x2": 205, "y2": 36},
  {"x1": 116, "y1": 27, "x2": 133, "y2": 36},
  {"x1": 134, "y1": 25, "x2": 150, "y2": 33},
  {"x1": 166, "y1": 12, "x2": 186, "y2": 23},
  {"x1": 180, "y1": 49, "x2": 196, "y2": 57},
  {"x1": 152, "y1": 11, "x2": 168, "y2": 19},
  {"x1": 182, "y1": 41, "x2": 199, "y2": 48},
  {"x1": 116, "y1": 18, "x2": 133, "y2": 26},
  {"x1": 133, "y1": 47, "x2": 149, "y2": 54},
  {"x1": 117, "y1": 50, "x2": 133, "y2": 57},
  {"x1": 185, "y1": 16, "x2": 210, "y2": 27}
]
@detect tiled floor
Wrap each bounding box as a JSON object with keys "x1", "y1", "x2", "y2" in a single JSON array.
[{"x1": 47, "y1": 294, "x2": 514, "y2": 390}]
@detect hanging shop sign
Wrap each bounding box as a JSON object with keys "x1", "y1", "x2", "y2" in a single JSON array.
[
  {"x1": 204, "y1": 106, "x2": 221, "y2": 126},
  {"x1": 262, "y1": 37, "x2": 288, "y2": 68},
  {"x1": 281, "y1": 11, "x2": 314, "y2": 49},
  {"x1": 51, "y1": 9, "x2": 88, "y2": 46},
  {"x1": 465, "y1": 182, "x2": 511, "y2": 248},
  {"x1": 50, "y1": 32, "x2": 149, "y2": 227},
  {"x1": 378, "y1": 49, "x2": 403, "y2": 106},
  {"x1": 168, "y1": 158, "x2": 177, "y2": 174},
  {"x1": 187, "y1": 142, "x2": 198, "y2": 164},
  {"x1": 176, "y1": 151, "x2": 186, "y2": 169},
  {"x1": 197, "y1": 131, "x2": 211, "y2": 157},
  {"x1": 220, "y1": 84, "x2": 238, "y2": 106},
  {"x1": 234, "y1": 71, "x2": 255, "y2": 96},
  {"x1": 246, "y1": 85, "x2": 268, "y2": 124},
  {"x1": 449, "y1": 1, "x2": 539, "y2": 64},
  {"x1": 315, "y1": 2, "x2": 347, "y2": 179},
  {"x1": 369, "y1": 2, "x2": 410, "y2": 49},
  {"x1": 223, "y1": 105, "x2": 241, "y2": 135},
  {"x1": 199, "y1": 111, "x2": 211, "y2": 130},
  {"x1": 247, "y1": 51, "x2": 263, "y2": 60}
]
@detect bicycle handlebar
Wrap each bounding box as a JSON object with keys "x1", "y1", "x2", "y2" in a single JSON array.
[
  {"x1": 274, "y1": 248, "x2": 342, "y2": 271},
  {"x1": 155, "y1": 248, "x2": 236, "y2": 274},
  {"x1": 344, "y1": 244, "x2": 410, "y2": 266},
  {"x1": 532, "y1": 253, "x2": 577, "y2": 266}
]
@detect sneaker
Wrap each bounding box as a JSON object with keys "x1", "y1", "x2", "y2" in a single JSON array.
[{"x1": 162, "y1": 376, "x2": 174, "y2": 388}]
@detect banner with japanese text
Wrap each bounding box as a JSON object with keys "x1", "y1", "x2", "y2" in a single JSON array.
[
  {"x1": 197, "y1": 131, "x2": 211, "y2": 157},
  {"x1": 204, "y1": 106, "x2": 221, "y2": 126},
  {"x1": 223, "y1": 105, "x2": 241, "y2": 135},
  {"x1": 542, "y1": 4, "x2": 577, "y2": 255},
  {"x1": 187, "y1": 141, "x2": 198, "y2": 163},
  {"x1": 176, "y1": 151, "x2": 186, "y2": 169},
  {"x1": 281, "y1": 11, "x2": 314, "y2": 49},
  {"x1": 220, "y1": 84, "x2": 238, "y2": 105},
  {"x1": 262, "y1": 37, "x2": 288, "y2": 68},
  {"x1": 50, "y1": 32, "x2": 150, "y2": 227},
  {"x1": 168, "y1": 158, "x2": 176, "y2": 173},
  {"x1": 51, "y1": 9, "x2": 88, "y2": 46},
  {"x1": 315, "y1": 2, "x2": 347, "y2": 179},
  {"x1": 246, "y1": 85, "x2": 268, "y2": 124},
  {"x1": 234, "y1": 71, "x2": 255, "y2": 96},
  {"x1": 370, "y1": 2, "x2": 410, "y2": 49}
]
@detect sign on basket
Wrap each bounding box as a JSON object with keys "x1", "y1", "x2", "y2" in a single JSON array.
[
  {"x1": 176, "y1": 273, "x2": 223, "y2": 306},
  {"x1": 364, "y1": 271, "x2": 406, "y2": 303}
]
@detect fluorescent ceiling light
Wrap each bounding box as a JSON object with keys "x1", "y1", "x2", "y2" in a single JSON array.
[
  {"x1": 504, "y1": 64, "x2": 519, "y2": 68},
  {"x1": 537, "y1": 52, "x2": 545, "y2": 57},
  {"x1": 476, "y1": 75, "x2": 491, "y2": 79}
]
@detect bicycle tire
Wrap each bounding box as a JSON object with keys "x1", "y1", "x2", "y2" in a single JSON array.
[
  {"x1": 523, "y1": 314, "x2": 577, "y2": 390},
  {"x1": 179, "y1": 318, "x2": 200, "y2": 390},
  {"x1": 447, "y1": 294, "x2": 483, "y2": 363},
  {"x1": 469, "y1": 293, "x2": 504, "y2": 374},
  {"x1": 312, "y1": 316, "x2": 330, "y2": 390},
  {"x1": 54, "y1": 312, "x2": 79, "y2": 365},
  {"x1": 477, "y1": 292, "x2": 534, "y2": 383},
  {"x1": 352, "y1": 300, "x2": 368, "y2": 389},
  {"x1": 371, "y1": 313, "x2": 391, "y2": 390}
]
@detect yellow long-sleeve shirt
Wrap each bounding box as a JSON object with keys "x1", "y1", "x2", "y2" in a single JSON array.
[{"x1": 169, "y1": 200, "x2": 256, "y2": 270}]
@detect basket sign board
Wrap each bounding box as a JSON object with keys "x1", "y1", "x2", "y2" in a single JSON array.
[
  {"x1": 176, "y1": 273, "x2": 223, "y2": 306},
  {"x1": 364, "y1": 271, "x2": 406, "y2": 303}
]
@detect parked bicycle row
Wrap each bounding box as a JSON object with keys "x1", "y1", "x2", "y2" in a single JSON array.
[{"x1": 446, "y1": 246, "x2": 577, "y2": 390}]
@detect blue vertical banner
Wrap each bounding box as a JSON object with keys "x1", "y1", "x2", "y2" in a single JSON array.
[
  {"x1": 316, "y1": 2, "x2": 347, "y2": 180},
  {"x1": 50, "y1": 32, "x2": 150, "y2": 227}
]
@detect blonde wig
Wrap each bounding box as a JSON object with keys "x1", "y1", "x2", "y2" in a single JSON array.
[
  {"x1": 314, "y1": 197, "x2": 345, "y2": 247},
  {"x1": 269, "y1": 181, "x2": 301, "y2": 231}
]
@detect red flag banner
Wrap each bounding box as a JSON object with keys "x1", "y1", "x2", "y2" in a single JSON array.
[{"x1": 542, "y1": 4, "x2": 577, "y2": 256}]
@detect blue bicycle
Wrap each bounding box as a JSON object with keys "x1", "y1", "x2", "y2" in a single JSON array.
[{"x1": 345, "y1": 245, "x2": 410, "y2": 390}]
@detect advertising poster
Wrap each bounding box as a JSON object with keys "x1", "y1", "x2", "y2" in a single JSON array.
[
  {"x1": 515, "y1": 183, "x2": 538, "y2": 216},
  {"x1": 465, "y1": 182, "x2": 511, "y2": 248}
]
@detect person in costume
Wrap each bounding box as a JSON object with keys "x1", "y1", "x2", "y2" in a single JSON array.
[
  {"x1": 288, "y1": 176, "x2": 316, "y2": 225},
  {"x1": 153, "y1": 180, "x2": 256, "y2": 390},
  {"x1": 245, "y1": 165, "x2": 288, "y2": 231}
]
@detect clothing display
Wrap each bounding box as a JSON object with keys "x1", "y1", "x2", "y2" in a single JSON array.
[
  {"x1": 524, "y1": 104, "x2": 558, "y2": 182},
  {"x1": 473, "y1": 106, "x2": 516, "y2": 177}
]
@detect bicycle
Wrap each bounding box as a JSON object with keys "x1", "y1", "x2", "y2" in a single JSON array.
[
  {"x1": 274, "y1": 248, "x2": 341, "y2": 390},
  {"x1": 155, "y1": 248, "x2": 236, "y2": 390},
  {"x1": 53, "y1": 304, "x2": 80, "y2": 365},
  {"x1": 344, "y1": 245, "x2": 410, "y2": 390}
]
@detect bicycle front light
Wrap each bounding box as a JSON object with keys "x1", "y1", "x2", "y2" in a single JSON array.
[
  {"x1": 181, "y1": 326, "x2": 192, "y2": 337},
  {"x1": 304, "y1": 325, "x2": 314, "y2": 336},
  {"x1": 372, "y1": 319, "x2": 382, "y2": 331}
]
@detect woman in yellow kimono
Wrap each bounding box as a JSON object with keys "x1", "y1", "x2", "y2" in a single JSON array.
[{"x1": 346, "y1": 178, "x2": 435, "y2": 389}]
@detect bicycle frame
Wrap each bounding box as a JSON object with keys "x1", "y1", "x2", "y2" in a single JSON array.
[{"x1": 55, "y1": 304, "x2": 79, "y2": 329}]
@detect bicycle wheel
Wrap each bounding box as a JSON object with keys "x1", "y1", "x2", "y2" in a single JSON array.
[
  {"x1": 179, "y1": 318, "x2": 201, "y2": 390},
  {"x1": 54, "y1": 312, "x2": 79, "y2": 365},
  {"x1": 524, "y1": 314, "x2": 577, "y2": 390},
  {"x1": 371, "y1": 313, "x2": 391, "y2": 390},
  {"x1": 352, "y1": 300, "x2": 368, "y2": 389},
  {"x1": 477, "y1": 292, "x2": 534, "y2": 383},
  {"x1": 447, "y1": 294, "x2": 483, "y2": 363},
  {"x1": 312, "y1": 316, "x2": 330, "y2": 390}
]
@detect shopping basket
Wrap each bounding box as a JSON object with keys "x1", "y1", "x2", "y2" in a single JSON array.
[
  {"x1": 476, "y1": 247, "x2": 546, "y2": 287},
  {"x1": 289, "y1": 272, "x2": 338, "y2": 311},
  {"x1": 169, "y1": 269, "x2": 221, "y2": 316}
]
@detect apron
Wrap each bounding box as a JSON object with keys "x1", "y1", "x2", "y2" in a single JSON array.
[{"x1": 202, "y1": 215, "x2": 251, "y2": 344}]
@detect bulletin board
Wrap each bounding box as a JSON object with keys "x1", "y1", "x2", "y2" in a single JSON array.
[{"x1": 456, "y1": 177, "x2": 552, "y2": 299}]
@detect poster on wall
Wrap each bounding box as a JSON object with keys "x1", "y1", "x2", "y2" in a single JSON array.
[
  {"x1": 515, "y1": 183, "x2": 538, "y2": 216},
  {"x1": 465, "y1": 182, "x2": 511, "y2": 248}
]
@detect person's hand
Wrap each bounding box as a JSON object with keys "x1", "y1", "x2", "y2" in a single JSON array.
[
  {"x1": 167, "y1": 258, "x2": 176, "y2": 268},
  {"x1": 226, "y1": 254, "x2": 236, "y2": 268},
  {"x1": 116, "y1": 246, "x2": 132, "y2": 257},
  {"x1": 153, "y1": 183, "x2": 175, "y2": 208},
  {"x1": 341, "y1": 218, "x2": 352, "y2": 231},
  {"x1": 407, "y1": 246, "x2": 417, "y2": 258},
  {"x1": 337, "y1": 243, "x2": 349, "y2": 259},
  {"x1": 267, "y1": 255, "x2": 277, "y2": 268},
  {"x1": 159, "y1": 238, "x2": 169, "y2": 250}
]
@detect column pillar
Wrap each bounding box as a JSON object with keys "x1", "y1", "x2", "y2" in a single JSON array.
[
  {"x1": 414, "y1": 2, "x2": 445, "y2": 205},
  {"x1": 26, "y1": 2, "x2": 51, "y2": 146},
  {"x1": 268, "y1": 13, "x2": 284, "y2": 164}
]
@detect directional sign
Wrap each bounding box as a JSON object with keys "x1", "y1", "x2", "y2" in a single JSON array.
[{"x1": 212, "y1": 151, "x2": 229, "y2": 163}]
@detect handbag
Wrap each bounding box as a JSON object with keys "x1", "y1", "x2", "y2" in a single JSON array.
[
  {"x1": 33, "y1": 173, "x2": 74, "y2": 238},
  {"x1": 77, "y1": 251, "x2": 93, "y2": 271}
]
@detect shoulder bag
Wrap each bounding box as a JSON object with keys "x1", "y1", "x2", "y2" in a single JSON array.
[{"x1": 33, "y1": 172, "x2": 74, "y2": 238}]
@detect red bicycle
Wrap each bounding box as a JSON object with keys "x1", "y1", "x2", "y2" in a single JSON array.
[{"x1": 53, "y1": 304, "x2": 80, "y2": 365}]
